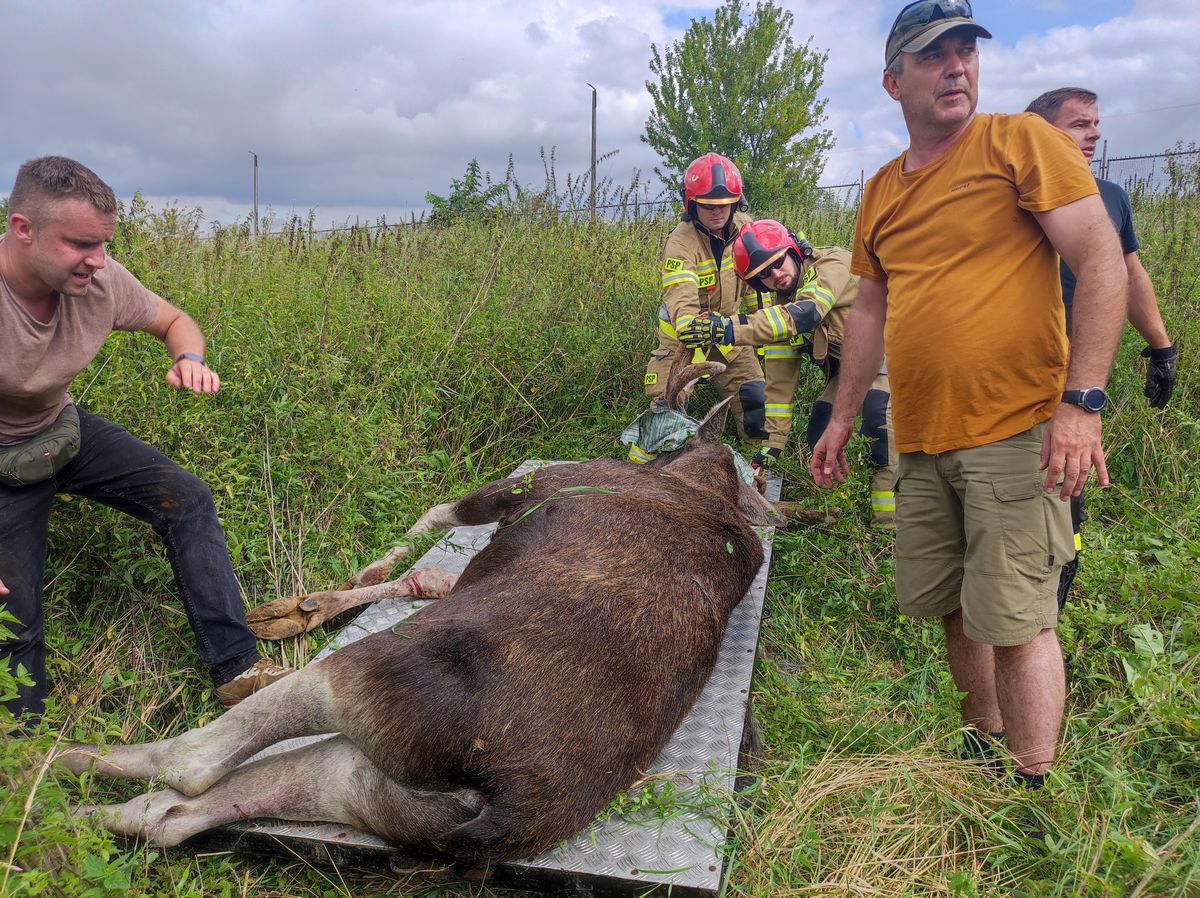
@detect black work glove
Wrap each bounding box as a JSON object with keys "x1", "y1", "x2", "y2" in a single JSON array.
[
  {"x1": 1142, "y1": 343, "x2": 1177, "y2": 409},
  {"x1": 678, "y1": 313, "x2": 734, "y2": 349}
]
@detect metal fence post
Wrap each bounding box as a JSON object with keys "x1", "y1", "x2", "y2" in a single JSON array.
[
  {"x1": 587, "y1": 84, "x2": 597, "y2": 219},
  {"x1": 249, "y1": 151, "x2": 259, "y2": 236}
]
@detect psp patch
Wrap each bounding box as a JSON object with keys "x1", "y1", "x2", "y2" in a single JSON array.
[
  {"x1": 663, "y1": 257, "x2": 684, "y2": 272},
  {"x1": 644, "y1": 372, "x2": 658, "y2": 385}
]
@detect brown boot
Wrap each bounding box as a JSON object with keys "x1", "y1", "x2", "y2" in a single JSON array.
[{"x1": 215, "y1": 659, "x2": 293, "y2": 707}]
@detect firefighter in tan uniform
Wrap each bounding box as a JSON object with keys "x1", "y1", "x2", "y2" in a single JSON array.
[
  {"x1": 629, "y1": 153, "x2": 768, "y2": 464},
  {"x1": 680, "y1": 219, "x2": 897, "y2": 525}
]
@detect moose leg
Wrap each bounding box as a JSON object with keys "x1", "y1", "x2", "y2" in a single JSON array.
[
  {"x1": 347, "y1": 466, "x2": 594, "y2": 589},
  {"x1": 247, "y1": 566, "x2": 460, "y2": 640},
  {"x1": 347, "y1": 502, "x2": 464, "y2": 588},
  {"x1": 56, "y1": 663, "x2": 340, "y2": 796},
  {"x1": 773, "y1": 502, "x2": 842, "y2": 527},
  {"x1": 81, "y1": 735, "x2": 484, "y2": 850}
]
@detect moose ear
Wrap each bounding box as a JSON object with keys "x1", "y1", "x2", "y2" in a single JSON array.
[{"x1": 694, "y1": 396, "x2": 732, "y2": 444}]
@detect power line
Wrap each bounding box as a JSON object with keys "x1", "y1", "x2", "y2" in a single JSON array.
[{"x1": 1104, "y1": 100, "x2": 1200, "y2": 119}]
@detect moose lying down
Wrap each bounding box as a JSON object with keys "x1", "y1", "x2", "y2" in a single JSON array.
[{"x1": 57, "y1": 359, "x2": 784, "y2": 871}]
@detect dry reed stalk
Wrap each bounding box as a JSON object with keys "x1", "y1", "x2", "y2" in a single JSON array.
[{"x1": 730, "y1": 748, "x2": 1023, "y2": 897}]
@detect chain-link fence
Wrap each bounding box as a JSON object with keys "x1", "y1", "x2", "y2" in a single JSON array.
[
  {"x1": 1092, "y1": 147, "x2": 1199, "y2": 195},
  {"x1": 812, "y1": 179, "x2": 863, "y2": 207},
  {"x1": 201, "y1": 146, "x2": 1193, "y2": 238}
]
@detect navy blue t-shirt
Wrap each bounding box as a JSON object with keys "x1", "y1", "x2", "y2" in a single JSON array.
[{"x1": 1061, "y1": 177, "x2": 1139, "y2": 335}]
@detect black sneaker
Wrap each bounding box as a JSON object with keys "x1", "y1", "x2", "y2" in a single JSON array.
[{"x1": 960, "y1": 728, "x2": 1007, "y2": 777}]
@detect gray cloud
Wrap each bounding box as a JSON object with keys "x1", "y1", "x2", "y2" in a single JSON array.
[{"x1": 4, "y1": 0, "x2": 1196, "y2": 225}]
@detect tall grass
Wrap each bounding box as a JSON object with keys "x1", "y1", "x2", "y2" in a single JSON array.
[{"x1": 1, "y1": 173, "x2": 1197, "y2": 896}]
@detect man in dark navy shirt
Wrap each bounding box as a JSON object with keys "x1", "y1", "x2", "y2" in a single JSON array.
[
  {"x1": 1027, "y1": 87, "x2": 1177, "y2": 404},
  {"x1": 1027, "y1": 87, "x2": 1179, "y2": 606}
]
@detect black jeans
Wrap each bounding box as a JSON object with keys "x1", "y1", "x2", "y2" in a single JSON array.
[{"x1": 0, "y1": 408, "x2": 261, "y2": 720}]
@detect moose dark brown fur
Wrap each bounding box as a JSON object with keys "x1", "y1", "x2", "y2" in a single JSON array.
[{"x1": 56, "y1": 360, "x2": 778, "y2": 870}]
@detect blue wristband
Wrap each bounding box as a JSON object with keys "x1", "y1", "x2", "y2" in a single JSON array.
[{"x1": 175, "y1": 352, "x2": 205, "y2": 365}]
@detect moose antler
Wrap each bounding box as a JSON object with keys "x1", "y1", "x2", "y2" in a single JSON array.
[{"x1": 662, "y1": 350, "x2": 726, "y2": 412}]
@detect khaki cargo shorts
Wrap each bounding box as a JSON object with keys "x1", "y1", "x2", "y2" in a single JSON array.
[{"x1": 893, "y1": 422, "x2": 1075, "y2": 646}]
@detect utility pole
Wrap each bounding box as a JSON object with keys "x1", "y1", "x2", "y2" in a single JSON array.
[
  {"x1": 249, "y1": 151, "x2": 259, "y2": 236},
  {"x1": 586, "y1": 83, "x2": 597, "y2": 218}
]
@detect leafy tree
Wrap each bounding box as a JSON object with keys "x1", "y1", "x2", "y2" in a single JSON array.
[
  {"x1": 425, "y1": 159, "x2": 510, "y2": 225},
  {"x1": 642, "y1": 0, "x2": 834, "y2": 210}
]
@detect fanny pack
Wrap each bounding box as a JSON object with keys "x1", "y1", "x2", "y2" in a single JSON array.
[{"x1": 0, "y1": 403, "x2": 81, "y2": 487}]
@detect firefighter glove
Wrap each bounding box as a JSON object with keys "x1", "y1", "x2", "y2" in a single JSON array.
[
  {"x1": 679, "y1": 313, "x2": 734, "y2": 349},
  {"x1": 1142, "y1": 343, "x2": 1177, "y2": 409},
  {"x1": 750, "y1": 448, "x2": 780, "y2": 472},
  {"x1": 749, "y1": 448, "x2": 780, "y2": 495}
]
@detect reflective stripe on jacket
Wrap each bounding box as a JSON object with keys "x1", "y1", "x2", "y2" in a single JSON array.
[
  {"x1": 659, "y1": 212, "x2": 754, "y2": 338},
  {"x1": 730, "y1": 246, "x2": 858, "y2": 362}
]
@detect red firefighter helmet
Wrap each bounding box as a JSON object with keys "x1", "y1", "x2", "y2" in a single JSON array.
[
  {"x1": 681, "y1": 153, "x2": 744, "y2": 209},
  {"x1": 732, "y1": 219, "x2": 813, "y2": 291}
]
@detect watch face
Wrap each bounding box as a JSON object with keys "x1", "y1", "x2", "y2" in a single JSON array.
[{"x1": 1083, "y1": 389, "x2": 1107, "y2": 412}]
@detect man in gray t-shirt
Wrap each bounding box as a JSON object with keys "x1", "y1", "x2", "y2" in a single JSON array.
[{"x1": 0, "y1": 156, "x2": 290, "y2": 723}]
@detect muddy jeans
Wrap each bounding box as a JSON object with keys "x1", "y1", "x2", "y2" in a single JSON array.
[{"x1": 0, "y1": 408, "x2": 261, "y2": 721}]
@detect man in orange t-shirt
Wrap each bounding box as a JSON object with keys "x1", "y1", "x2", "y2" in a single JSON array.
[{"x1": 810, "y1": 1, "x2": 1126, "y2": 787}]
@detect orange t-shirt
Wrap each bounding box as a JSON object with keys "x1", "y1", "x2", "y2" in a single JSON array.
[{"x1": 851, "y1": 113, "x2": 1098, "y2": 454}]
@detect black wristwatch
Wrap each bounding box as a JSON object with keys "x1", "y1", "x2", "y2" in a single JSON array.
[{"x1": 1062, "y1": 387, "x2": 1108, "y2": 413}]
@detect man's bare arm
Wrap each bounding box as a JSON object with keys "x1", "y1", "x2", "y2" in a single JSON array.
[
  {"x1": 1124, "y1": 251, "x2": 1171, "y2": 349},
  {"x1": 142, "y1": 299, "x2": 221, "y2": 394},
  {"x1": 1033, "y1": 194, "x2": 1126, "y2": 498}
]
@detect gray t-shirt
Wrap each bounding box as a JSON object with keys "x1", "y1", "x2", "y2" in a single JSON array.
[{"x1": 0, "y1": 239, "x2": 159, "y2": 442}]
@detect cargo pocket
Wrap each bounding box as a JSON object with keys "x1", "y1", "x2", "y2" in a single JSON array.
[{"x1": 991, "y1": 472, "x2": 1053, "y2": 581}]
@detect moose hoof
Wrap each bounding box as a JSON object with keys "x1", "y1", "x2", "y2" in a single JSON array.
[
  {"x1": 245, "y1": 593, "x2": 327, "y2": 640},
  {"x1": 53, "y1": 743, "x2": 106, "y2": 776},
  {"x1": 774, "y1": 503, "x2": 842, "y2": 528}
]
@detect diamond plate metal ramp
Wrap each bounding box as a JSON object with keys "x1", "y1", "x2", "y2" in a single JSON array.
[{"x1": 194, "y1": 461, "x2": 781, "y2": 896}]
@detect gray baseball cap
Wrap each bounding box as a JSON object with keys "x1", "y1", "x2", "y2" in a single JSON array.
[{"x1": 885, "y1": 0, "x2": 992, "y2": 68}]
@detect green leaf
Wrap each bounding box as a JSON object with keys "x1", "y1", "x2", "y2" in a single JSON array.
[{"x1": 1128, "y1": 623, "x2": 1165, "y2": 658}]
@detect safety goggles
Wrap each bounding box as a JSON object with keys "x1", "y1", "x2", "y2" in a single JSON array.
[{"x1": 763, "y1": 254, "x2": 790, "y2": 277}]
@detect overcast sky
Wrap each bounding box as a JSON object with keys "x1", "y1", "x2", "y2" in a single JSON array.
[{"x1": 5, "y1": 0, "x2": 1198, "y2": 228}]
